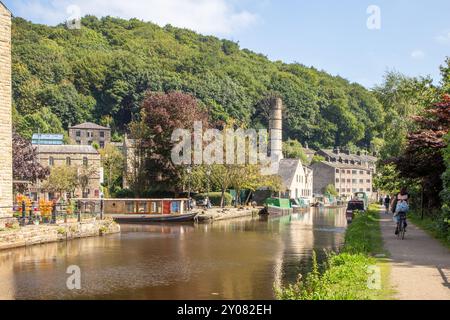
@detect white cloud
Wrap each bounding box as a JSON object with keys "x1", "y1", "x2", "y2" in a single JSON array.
[
  {"x1": 13, "y1": 0, "x2": 259, "y2": 35},
  {"x1": 410, "y1": 50, "x2": 425, "y2": 60},
  {"x1": 435, "y1": 31, "x2": 450, "y2": 45}
]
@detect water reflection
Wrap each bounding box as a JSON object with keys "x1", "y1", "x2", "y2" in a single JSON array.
[{"x1": 0, "y1": 208, "x2": 347, "y2": 300}]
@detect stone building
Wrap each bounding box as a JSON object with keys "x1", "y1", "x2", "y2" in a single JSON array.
[
  {"x1": 311, "y1": 148, "x2": 377, "y2": 199},
  {"x1": 69, "y1": 122, "x2": 111, "y2": 148},
  {"x1": 0, "y1": 2, "x2": 12, "y2": 223},
  {"x1": 32, "y1": 145, "x2": 103, "y2": 200},
  {"x1": 278, "y1": 159, "x2": 313, "y2": 202}
]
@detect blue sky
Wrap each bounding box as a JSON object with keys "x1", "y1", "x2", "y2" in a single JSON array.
[{"x1": 4, "y1": 0, "x2": 450, "y2": 88}]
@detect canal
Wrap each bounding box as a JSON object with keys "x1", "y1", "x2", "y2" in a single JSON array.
[{"x1": 0, "y1": 208, "x2": 347, "y2": 300}]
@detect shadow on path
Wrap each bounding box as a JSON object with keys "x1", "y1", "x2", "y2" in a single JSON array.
[{"x1": 379, "y1": 207, "x2": 450, "y2": 300}]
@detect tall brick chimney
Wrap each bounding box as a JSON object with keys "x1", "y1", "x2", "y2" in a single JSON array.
[{"x1": 269, "y1": 97, "x2": 283, "y2": 162}]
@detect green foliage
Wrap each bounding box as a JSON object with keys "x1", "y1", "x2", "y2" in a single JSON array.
[
  {"x1": 277, "y1": 206, "x2": 386, "y2": 300},
  {"x1": 194, "y1": 192, "x2": 233, "y2": 207},
  {"x1": 324, "y1": 184, "x2": 338, "y2": 197},
  {"x1": 12, "y1": 16, "x2": 386, "y2": 149},
  {"x1": 374, "y1": 164, "x2": 405, "y2": 195},
  {"x1": 283, "y1": 139, "x2": 308, "y2": 163}
]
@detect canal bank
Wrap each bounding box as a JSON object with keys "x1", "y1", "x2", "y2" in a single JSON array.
[
  {"x1": 277, "y1": 205, "x2": 393, "y2": 300},
  {"x1": 0, "y1": 219, "x2": 120, "y2": 251}
]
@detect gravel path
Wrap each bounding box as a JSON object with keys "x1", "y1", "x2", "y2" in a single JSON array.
[{"x1": 379, "y1": 207, "x2": 450, "y2": 300}]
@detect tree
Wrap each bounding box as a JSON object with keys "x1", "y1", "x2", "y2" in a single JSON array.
[
  {"x1": 283, "y1": 139, "x2": 308, "y2": 163},
  {"x1": 137, "y1": 91, "x2": 209, "y2": 192},
  {"x1": 324, "y1": 184, "x2": 338, "y2": 197},
  {"x1": 12, "y1": 131, "x2": 49, "y2": 192},
  {"x1": 43, "y1": 166, "x2": 78, "y2": 199},
  {"x1": 77, "y1": 165, "x2": 99, "y2": 198},
  {"x1": 99, "y1": 144, "x2": 125, "y2": 194},
  {"x1": 392, "y1": 94, "x2": 450, "y2": 207}
]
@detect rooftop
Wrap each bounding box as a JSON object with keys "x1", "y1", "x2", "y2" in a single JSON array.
[
  {"x1": 36, "y1": 144, "x2": 99, "y2": 155},
  {"x1": 32, "y1": 133, "x2": 64, "y2": 140},
  {"x1": 69, "y1": 122, "x2": 110, "y2": 130},
  {"x1": 278, "y1": 159, "x2": 302, "y2": 188}
]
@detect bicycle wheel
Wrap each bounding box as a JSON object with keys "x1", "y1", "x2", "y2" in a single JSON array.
[{"x1": 401, "y1": 220, "x2": 406, "y2": 240}]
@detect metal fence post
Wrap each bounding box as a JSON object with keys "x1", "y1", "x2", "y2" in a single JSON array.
[
  {"x1": 100, "y1": 199, "x2": 104, "y2": 220},
  {"x1": 21, "y1": 201, "x2": 26, "y2": 226},
  {"x1": 51, "y1": 203, "x2": 57, "y2": 224}
]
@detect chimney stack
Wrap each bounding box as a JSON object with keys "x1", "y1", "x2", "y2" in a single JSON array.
[{"x1": 269, "y1": 97, "x2": 283, "y2": 162}]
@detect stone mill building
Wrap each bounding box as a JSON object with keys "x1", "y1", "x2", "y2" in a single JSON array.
[{"x1": 0, "y1": 1, "x2": 12, "y2": 226}]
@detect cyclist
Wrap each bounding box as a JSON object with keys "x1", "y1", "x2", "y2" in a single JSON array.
[{"x1": 391, "y1": 187, "x2": 409, "y2": 235}]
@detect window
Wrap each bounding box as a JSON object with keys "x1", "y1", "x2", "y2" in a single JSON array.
[
  {"x1": 352, "y1": 179, "x2": 357, "y2": 184},
  {"x1": 347, "y1": 170, "x2": 351, "y2": 174},
  {"x1": 66, "y1": 157, "x2": 71, "y2": 166},
  {"x1": 100, "y1": 131, "x2": 105, "y2": 138},
  {"x1": 88, "y1": 141, "x2": 93, "y2": 145},
  {"x1": 49, "y1": 157, "x2": 54, "y2": 166},
  {"x1": 87, "y1": 131, "x2": 93, "y2": 138},
  {"x1": 83, "y1": 157, "x2": 88, "y2": 166},
  {"x1": 99, "y1": 141, "x2": 105, "y2": 148},
  {"x1": 336, "y1": 188, "x2": 340, "y2": 193},
  {"x1": 352, "y1": 170, "x2": 357, "y2": 175},
  {"x1": 126, "y1": 202, "x2": 135, "y2": 214},
  {"x1": 336, "y1": 169, "x2": 340, "y2": 173},
  {"x1": 360, "y1": 179, "x2": 364, "y2": 184},
  {"x1": 347, "y1": 179, "x2": 351, "y2": 183},
  {"x1": 367, "y1": 188, "x2": 371, "y2": 192},
  {"x1": 360, "y1": 171, "x2": 364, "y2": 175},
  {"x1": 76, "y1": 140, "x2": 81, "y2": 145},
  {"x1": 367, "y1": 179, "x2": 371, "y2": 183},
  {"x1": 76, "y1": 131, "x2": 81, "y2": 137},
  {"x1": 336, "y1": 178, "x2": 340, "y2": 183}
]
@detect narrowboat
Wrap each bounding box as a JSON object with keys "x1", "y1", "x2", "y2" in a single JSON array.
[
  {"x1": 103, "y1": 198, "x2": 197, "y2": 224},
  {"x1": 259, "y1": 198, "x2": 294, "y2": 216}
]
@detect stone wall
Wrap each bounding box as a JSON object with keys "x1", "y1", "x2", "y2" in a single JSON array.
[
  {"x1": 0, "y1": 4, "x2": 12, "y2": 220},
  {"x1": 0, "y1": 220, "x2": 120, "y2": 251}
]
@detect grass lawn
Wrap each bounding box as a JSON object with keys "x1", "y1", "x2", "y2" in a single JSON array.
[
  {"x1": 276, "y1": 205, "x2": 394, "y2": 300},
  {"x1": 409, "y1": 211, "x2": 450, "y2": 250}
]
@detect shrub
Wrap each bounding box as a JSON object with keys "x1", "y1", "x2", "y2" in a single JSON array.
[
  {"x1": 194, "y1": 192, "x2": 233, "y2": 207},
  {"x1": 114, "y1": 189, "x2": 135, "y2": 198}
]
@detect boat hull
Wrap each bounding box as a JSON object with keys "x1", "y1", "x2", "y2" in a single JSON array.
[{"x1": 111, "y1": 212, "x2": 198, "y2": 224}]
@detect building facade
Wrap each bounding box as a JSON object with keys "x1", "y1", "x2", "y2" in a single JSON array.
[
  {"x1": 69, "y1": 122, "x2": 111, "y2": 148},
  {"x1": 33, "y1": 145, "x2": 102, "y2": 200},
  {"x1": 278, "y1": 159, "x2": 314, "y2": 202},
  {"x1": 0, "y1": 2, "x2": 12, "y2": 222},
  {"x1": 311, "y1": 148, "x2": 377, "y2": 199}
]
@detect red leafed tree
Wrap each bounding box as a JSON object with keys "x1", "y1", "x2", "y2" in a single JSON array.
[
  {"x1": 393, "y1": 94, "x2": 450, "y2": 206},
  {"x1": 13, "y1": 132, "x2": 50, "y2": 192},
  {"x1": 136, "y1": 91, "x2": 209, "y2": 192}
]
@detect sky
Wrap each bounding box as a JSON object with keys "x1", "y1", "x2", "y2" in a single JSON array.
[{"x1": 3, "y1": 0, "x2": 450, "y2": 88}]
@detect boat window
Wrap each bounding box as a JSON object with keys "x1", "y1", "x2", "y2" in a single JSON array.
[
  {"x1": 171, "y1": 201, "x2": 180, "y2": 213},
  {"x1": 138, "y1": 202, "x2": 147, "y2": 213},
  {"x1": 126, "y1": 201, "x2": 135, "y2": 214}
]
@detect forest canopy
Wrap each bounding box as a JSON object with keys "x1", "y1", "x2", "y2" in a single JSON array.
[{"x1": 11, "y1": 15, "x2": 387, "y2": 150}]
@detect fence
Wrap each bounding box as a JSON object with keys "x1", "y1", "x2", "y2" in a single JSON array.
[{"x1": 10, "y1": 199, "x2": 105, "y2": 226}]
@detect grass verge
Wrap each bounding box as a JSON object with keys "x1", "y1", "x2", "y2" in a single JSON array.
[
  {"x1": 409, "y1": 211, "x2": 450, "y2": 250},
  {"x1": 276, "y1": 205, "x2": 393, "y2": 300}
]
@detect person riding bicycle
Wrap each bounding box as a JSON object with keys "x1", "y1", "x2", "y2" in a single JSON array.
[{"x1": 391, "y1": 188, "x2": 409, "y2": 235}]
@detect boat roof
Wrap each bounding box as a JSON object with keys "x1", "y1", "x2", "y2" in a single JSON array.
[{"x1": 74, "y1": 198, "x2": 189, "y2": 201}]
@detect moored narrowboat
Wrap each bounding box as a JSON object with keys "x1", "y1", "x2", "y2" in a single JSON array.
[{"x1": 103, "y1": 198, "x2": 197, "y2": 223}]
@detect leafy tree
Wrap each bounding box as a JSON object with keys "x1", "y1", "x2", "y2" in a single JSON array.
[
  {"x1": 324, "y1": 184, "x2": 338, "y2": 197},
  {"x1": 43, "y1": 165, "x2": 78, "y2": 198},
  {"x1": 283, "y1": 139, "x2": 308, "y2": 163},
  {"x1": 12, "y1": 132, "x2": 50, "y2": 192},
  {"x1": 100, "y1": 144, "x2": 125, "y2": 193}
]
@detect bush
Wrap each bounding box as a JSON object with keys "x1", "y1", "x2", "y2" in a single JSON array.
[
  {"x1": 114, "y1": 189, "x2": 135, "y2": 198},
  {"x1": 194, "y1": 192, "x2": 233, "y2": 207}
]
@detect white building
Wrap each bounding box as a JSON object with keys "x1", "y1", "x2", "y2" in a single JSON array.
[{"x1": 278, "y1": 159, "x2": 313, "y2": 202}]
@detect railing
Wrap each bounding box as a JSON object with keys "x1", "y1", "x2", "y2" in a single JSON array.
[{"x1": 11, "y1": 199, "x2": 105, "y2": 226}]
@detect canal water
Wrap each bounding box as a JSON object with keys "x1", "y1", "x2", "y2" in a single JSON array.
[{"x1": 0, "y1": 208, "x2": 347, "y2": 300}]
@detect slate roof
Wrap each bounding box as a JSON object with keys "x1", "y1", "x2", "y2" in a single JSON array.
[
  {"x1": 36, "y1": 145, "x2": 99, "y2": 155},
  {"x1": 278, "y1": 159, "x2": 301, "y2": 188},
  {"x1": 69, "y1": 122, "x2": 110, "y2": 130},
  {"x1": 32, "y1": 134, "x2": 64, "y2": 140}
]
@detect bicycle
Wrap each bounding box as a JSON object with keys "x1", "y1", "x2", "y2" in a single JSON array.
[{"x1": 396, "y1": 212, "x2": 407, "y2": 240}]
